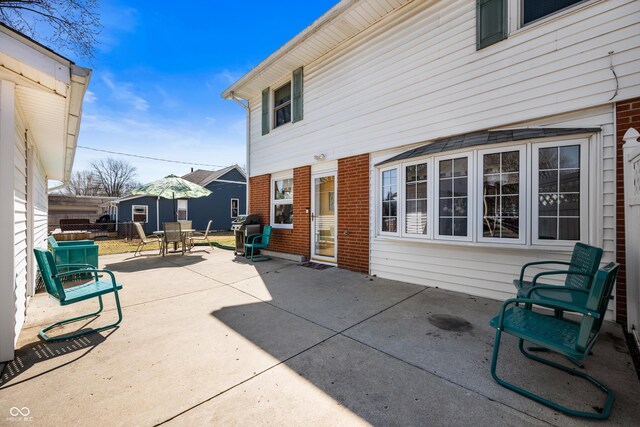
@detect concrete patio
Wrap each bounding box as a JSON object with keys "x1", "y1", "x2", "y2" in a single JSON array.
[{"x1": 1, "y1": 249, "x2": 639, "y2": 426}]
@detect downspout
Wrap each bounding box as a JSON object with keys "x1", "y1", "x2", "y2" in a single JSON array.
[{"x1": 229, "y1": 91, "x2": 250, "y2": 214}]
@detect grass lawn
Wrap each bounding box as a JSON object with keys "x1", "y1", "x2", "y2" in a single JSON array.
[{"x1": 96, "y1": 232, "x2": 236, "y2": 255}]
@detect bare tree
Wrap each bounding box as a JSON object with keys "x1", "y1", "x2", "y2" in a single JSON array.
[
  {"x1": 66, "y1": 170, "x2": 103, "y2": 196},
  {"x1": 0, "y1": 0, "x2": 101, "y2": 60},
  {"x1": 91, "y1": 158, "x2": 137, "y2": 198}
]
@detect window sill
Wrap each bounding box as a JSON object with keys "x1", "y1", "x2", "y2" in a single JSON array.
[
  {"x1": 272, "y1": 224, "x2": 293, "y2": 230},
  {"x1": 373, "y1": 234, "x2": 576, "y2": 253}
]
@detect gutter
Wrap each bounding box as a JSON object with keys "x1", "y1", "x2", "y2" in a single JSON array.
[
  {"x1": 229, "y1": 91, "x2": 251, "y2": 214},
  {"x1": 63, "y1": 65, "x2": 92, "y2": 183}
]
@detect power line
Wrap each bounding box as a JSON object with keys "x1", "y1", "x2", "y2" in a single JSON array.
[{"x1": 77, "y1": 145, "x2": 230, "y2": 168}]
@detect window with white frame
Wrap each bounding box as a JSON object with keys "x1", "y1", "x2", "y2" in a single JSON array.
[
  {"x1": 478, "y1": 147, "x2": 525, "y2": 243},
  {"x1": 377, "y1": 137, "x2": 590, "y2": 246},
  {"x1": 273, "y1": 82, "x2": 292, "y2": 128},
  {"x1": 177, "y1": 200, "x2": 188, "y2": 221},
  {"x1": 533, "y1": 141, "x2": 586, "y2": 243},
  {"x1": 231, "y1": 198, "x2": 239, "y2": 218},
  {"x1": 132, "y1": 205, "x2": 148, "y2": 223},
  {"x1": 405, "y1": 162, "x2": 429, "y2": 236},
  {"x1": 380, "y1": 167, "x2": 398, "y2": 233},
  {"x1": 272, "y1": 176, "x2": 293, "y2": 228},
  {"x1": 437, "y1": 155, "x2": 470, "y2": 239}
]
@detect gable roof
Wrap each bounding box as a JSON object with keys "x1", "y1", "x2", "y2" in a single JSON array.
[
  {"x1": 181, "y1": 165, "x2": 246, "y2": 186},
  {"x1": 376, "y1": 128, "x2": 601, "y2": 166},
  {"x1": 221, "y1": 0, "x2": 414, "y2": 100}
]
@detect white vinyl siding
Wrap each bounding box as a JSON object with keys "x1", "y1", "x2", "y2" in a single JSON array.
[
  {"x1": 370, "y1": 106, "x2": 615, "y2": 320},
  {"x1": 13, "y1": 106, "x2": 28, "y2": 343},
  {"x1": 247, "y1": 0, "x2": 639, "y2": 176}
]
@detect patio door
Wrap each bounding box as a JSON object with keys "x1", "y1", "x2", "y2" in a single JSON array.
[{"x1": 311, "y1": 172, "x2": 337, "y2": 264}]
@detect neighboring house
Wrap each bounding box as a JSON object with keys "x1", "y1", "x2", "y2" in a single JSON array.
[
  {"x1": 48, "y1": 194, "x2": 116, "y2": 232},
  {"x1": 113, "y1": 165, "x2": 246, "y2": 234},
  {"x1": 222, "y1": 0, "x2": 640, "y2": 324},
  {"x1": 0, "y1": 23, "x2": 91, "y2": 361}
]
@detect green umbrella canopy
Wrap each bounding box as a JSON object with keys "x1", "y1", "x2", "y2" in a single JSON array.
[{"x1": 131, "y1": 174, "x2": 212, "y2": 199}]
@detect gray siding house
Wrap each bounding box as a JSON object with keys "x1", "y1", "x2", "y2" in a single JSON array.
[{"x1": 115, "y1": 165, "x2": 246, "y2": 234}]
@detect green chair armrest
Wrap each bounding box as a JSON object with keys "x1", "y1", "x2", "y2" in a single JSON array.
[
  {"x1": 245, "y1": 234, "x2": 262, "y2": 244},
  {"x1": 526, "y1": 285, "x2": 590, "y2": 299},
  {"x1": 55, "y1": 269, "x2": 118, "y2": 289},
  {"x1": 518, "y1": 260, "x2": 573, "y2": 284},
  {"x1": 532, "y1": 270, "x2": 593, "y2": 287},
  {"x1": 494, "y1": 298, "x2": 600, "y2": 329}
]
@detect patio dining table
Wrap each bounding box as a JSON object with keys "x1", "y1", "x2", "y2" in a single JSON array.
[{"x1": 153, "y1": 229, "x2": 195, "y2": 252}]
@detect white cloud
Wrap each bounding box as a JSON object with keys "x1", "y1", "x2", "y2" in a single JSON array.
[
  {"x1": 84, "y1": 90, "x2": 97, "y2": 103},
  {"x1": 101, "y1": 73, "x2": 149, "y2": 112}
]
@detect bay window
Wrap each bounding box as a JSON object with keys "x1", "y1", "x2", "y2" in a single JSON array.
[
  {"x1": 378, "y1": 137, "x2": 589, "y2": 247},
  {"x1": 272, "y1": 176, "x2": 293, "y2": 228}
]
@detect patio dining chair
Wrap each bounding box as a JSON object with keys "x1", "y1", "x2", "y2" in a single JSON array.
[
  {"x1": 189, "y1": 219, "x2": 213, "y2": 250},
  {"x1": 244, "y1": 225, "x2": 272, "y2": 262},
  {"x1": 163, "y1": 222, "x2": 185, "y2": 256},
  {"x1": 133, "y1": 222, "x2": 163, "y2": 256},
  {"x1": 178, "y1": 220, "x2": 192, "y2": 230}
]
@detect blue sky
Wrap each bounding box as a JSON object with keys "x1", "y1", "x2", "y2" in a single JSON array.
[{"x1": 70, "y1": 0, "x2": 338, "y2": 183}]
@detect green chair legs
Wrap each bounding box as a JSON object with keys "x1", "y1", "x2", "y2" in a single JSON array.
[
  {"x1": 39, "y1": 293, "x2": 123, "y2": 342},
  {"x1": 490, "y1": 329, "x2": 614, "y2": 419}
]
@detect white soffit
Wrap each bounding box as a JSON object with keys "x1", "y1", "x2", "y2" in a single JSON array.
[
  {"x1": 16, "y1": 85, "x2": 67, "y2": 180},
  {"x1": 221, "y1": 0, "x2": 415, "y2": 100}
]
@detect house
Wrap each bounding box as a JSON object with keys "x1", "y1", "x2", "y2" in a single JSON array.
[
  {"x1": 113, "y1": 165, "x2": 246, "y2": 234},
  {"x1": 222, "y1": 0, "x2": 640, "y2": 326},
  {"x1": 48, "y1": 194, "x2": 117, "y2": 232},
  {"x1": 0, "y1": 23, "x2": 91, "y2": 361}
]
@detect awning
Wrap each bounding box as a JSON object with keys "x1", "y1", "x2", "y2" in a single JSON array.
[{"x1": 375, "y1": 128, "x2": 601, "y2": 166}]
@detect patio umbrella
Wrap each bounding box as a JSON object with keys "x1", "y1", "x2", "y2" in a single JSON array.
[{"x1": 131, "y1": 174, "x2": 212, "y2": 221}]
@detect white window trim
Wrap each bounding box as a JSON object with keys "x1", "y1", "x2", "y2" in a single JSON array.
[
  {"x1": 273, "y1": 80, "x2": 292, "y2": 130},
  {"x1": 531, "y1": 138, "x2": 589, "y2": 246},
  {"x1": 434, "y1": 151, "x2": 474, "y2": 242},
  {"x1": 177, "y1": 199, "x2": 188, "y2": 221},
  {"x1": 132, "y1": 205, "x2": 148, "y2": 223},
  {"x1": 271, "y1": 173, "x2": 293, "y2": 229},
  {"x1": 379, "y1": 165, "x2": 400, "y2": 236},
  {"x1": 231, "y1": 198, "x2": 239, "y2": 218},
  {"x1": 508, "y1": 0, "x2": 599, "y2": 35},
  {"x1": 401, "y1": 158, "x2": 433, "y2": 239},
  {"x1": 476, "y1": 145, "x2": 527, "y2": 245}
]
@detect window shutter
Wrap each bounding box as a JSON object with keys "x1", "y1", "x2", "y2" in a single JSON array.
[
  {"x1": 292, "y1": 67, "x2": 304, "y2": 123},
  {"x1": 476, "y1": 0, "x2": 507, "y2": 50},
  {"x1": 261, "y1": 88, "x2": 270, "y2": 135}
]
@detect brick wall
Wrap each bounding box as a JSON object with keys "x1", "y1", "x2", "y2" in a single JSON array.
[
  {"x1": 337, "y1": 154, "x2": 370, "y2": 273},
  {"x1": 248, "y1": 166, "x2": 311, "y2": 259},
  {"x1": 615, "y1": 96, "x2": 640, "y2": 324}
]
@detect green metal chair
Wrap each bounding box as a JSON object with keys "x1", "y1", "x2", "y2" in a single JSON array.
[
  {"x1": 33, "y1": 248, "x2": 123, "y2": 342},
  {"x1": 514, "y1": 242, "x2": 603, "y2": 307},
  {"x1": 490, "y1": 262, "x2": 619, "y2": 419},
  {"x1": 47, "y1": 235, "x2": 99, "y2": 269},
  {"x1": 244, "y1": 225, "x2": 272, "y2": 262}
]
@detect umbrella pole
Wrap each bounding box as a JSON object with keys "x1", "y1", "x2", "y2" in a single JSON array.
[{"x1": 173, "y1": 192, "x2": 177, "y2": 222}]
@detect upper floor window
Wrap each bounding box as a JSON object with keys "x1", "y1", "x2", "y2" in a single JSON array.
[
  {"x1": 522, "y1": 0, "x2": 585, "y2": 25},
  {"x1": 273, "y1": 82, "x2": 292, "y2": 128},
  {"x1": 261, "y1": 67, "x2": 304, "y2": 135},
  {"x1": 477, "y1": 0, "x2": 589, "y2": 50}
]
